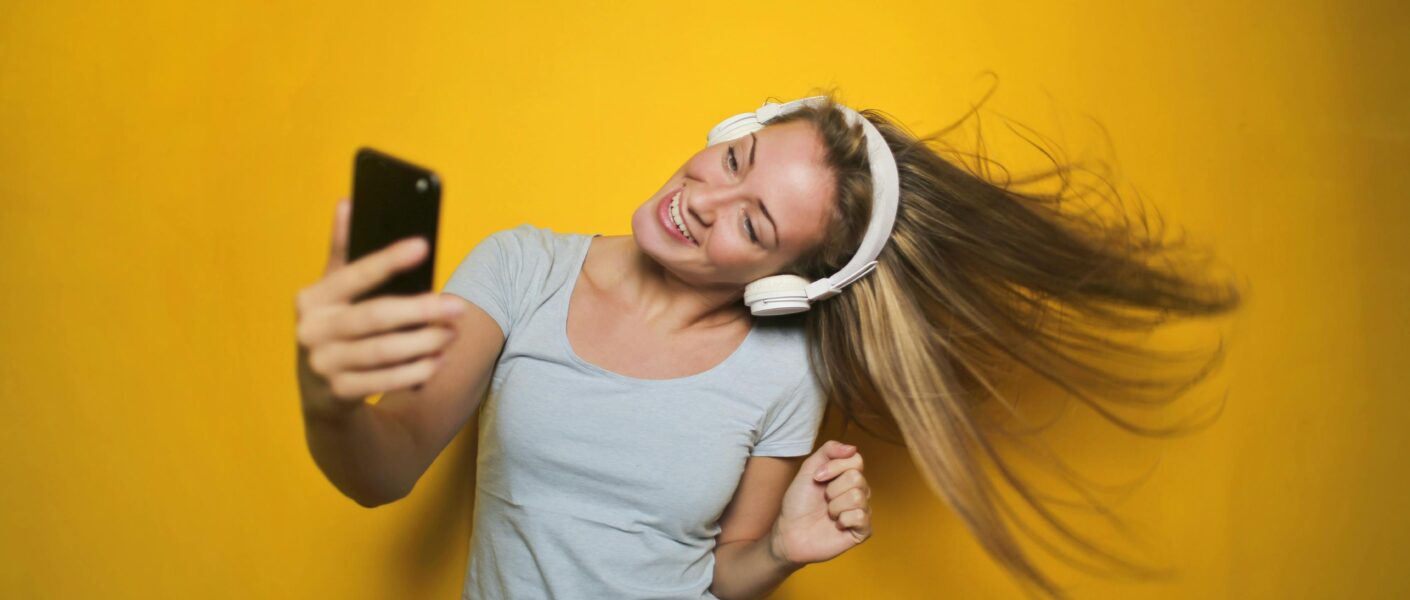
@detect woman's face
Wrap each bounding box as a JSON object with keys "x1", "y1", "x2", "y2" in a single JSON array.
[{"x1": 632, "y1": 119, "x2": 837, "y2": 289}]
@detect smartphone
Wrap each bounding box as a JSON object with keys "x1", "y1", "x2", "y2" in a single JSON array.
[{"x1": 347, "y1": 147, "x2": 443, "y2": 304}]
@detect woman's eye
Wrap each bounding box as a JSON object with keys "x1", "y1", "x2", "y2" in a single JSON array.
[
  {"x1": 744, "y1": 212, "x2": 758, "y2": 244},
  {"x1": 727, "y1": 147, "x2": 738, "y2": 173}
]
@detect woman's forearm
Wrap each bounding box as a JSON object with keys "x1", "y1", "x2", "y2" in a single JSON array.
[
  {"x1": 709, "y1": 521, "x2": 805, "y2": 600},
  {"x1": 298, "y1": 346, "x2": 420, "y2": 507}
]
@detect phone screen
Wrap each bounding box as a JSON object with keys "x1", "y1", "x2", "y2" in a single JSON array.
[{"x1": 347, "y1": 147, "x2": 443, "y2": 304}]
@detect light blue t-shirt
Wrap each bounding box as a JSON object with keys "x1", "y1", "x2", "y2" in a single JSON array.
[{"x1": 441, "y1": 224, "x2": 826, "y2": 600}]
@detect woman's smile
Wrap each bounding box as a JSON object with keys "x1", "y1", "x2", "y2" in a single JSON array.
[{"x1": 657, "y1": 187, "x2": 696, "y2": 246}]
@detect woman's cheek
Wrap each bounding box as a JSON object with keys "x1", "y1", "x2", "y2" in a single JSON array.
[
  {"x1": 707, "y1": 241, "x2": 747, "y2": 269},
  {"x1": 713, "y1": 247, "x2": 770, "y2": 283}
]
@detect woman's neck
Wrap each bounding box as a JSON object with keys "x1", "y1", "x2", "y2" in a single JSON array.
[{"x1": 591, "y1": 235, "x2": 753, "y2": 335}]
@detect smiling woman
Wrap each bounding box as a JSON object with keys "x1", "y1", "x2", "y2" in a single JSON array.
[
  {"x1": 427, "y1": 98, "x2": 878, "y2": 600},
  {"x1": 296, "y1": 89, "x2": 1242, "y2": 600},
  {"x1": 633, "y1": 118, "x2": 838, "y2": 295}
]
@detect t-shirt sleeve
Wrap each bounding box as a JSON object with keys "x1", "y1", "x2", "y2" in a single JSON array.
[
  {"x1": 440, "y1": 224, "x2": 539, "y2": 338},
  {"x1": 751, "y1": 372, "x2": 827, "y2": 457}
]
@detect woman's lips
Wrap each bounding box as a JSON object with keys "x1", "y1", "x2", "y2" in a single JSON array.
[{"x1": 657, "y1": 187, "x2": 695, "y2": 246}]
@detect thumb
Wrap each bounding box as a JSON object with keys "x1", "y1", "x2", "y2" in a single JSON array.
[
  {"x1": 325, "y1": 198, "x2": 351, "y2": 275},
  {"x1": 799, "y1": 440, "x2": 857, "y2": 482}
]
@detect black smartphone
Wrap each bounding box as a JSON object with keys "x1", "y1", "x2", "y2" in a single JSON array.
[{"x1": 347, "y1": 147, "x2": 443, "y2": 304}]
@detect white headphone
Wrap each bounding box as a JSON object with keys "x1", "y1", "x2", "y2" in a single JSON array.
[{"x1": 707, "y1": 96, "x2": 901, "y2": 317}]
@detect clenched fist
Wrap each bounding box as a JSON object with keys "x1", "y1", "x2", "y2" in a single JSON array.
[{"x1": 769, "y1": 440, "x2": 873, "y2": 566}]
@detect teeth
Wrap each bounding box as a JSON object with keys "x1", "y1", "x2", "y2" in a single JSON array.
[{"x1": 668, "y1": 191, "x2": 696, "y2": 244}]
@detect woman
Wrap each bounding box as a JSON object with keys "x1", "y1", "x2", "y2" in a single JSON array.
[{"x1": 296, "y1": 92, "x2": 1241, "y2": 599}]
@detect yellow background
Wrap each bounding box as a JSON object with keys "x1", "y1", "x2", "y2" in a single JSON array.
[{"x1": 2, "y1": 1, "x2": 1406, "y2": 598}]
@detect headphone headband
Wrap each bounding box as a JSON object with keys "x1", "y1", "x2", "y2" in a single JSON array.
[{"x1": 708, "y1": 96, "x2": 901, "y2": 316}]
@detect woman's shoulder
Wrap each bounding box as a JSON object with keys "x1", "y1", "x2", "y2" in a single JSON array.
[
  {"x1": 732, "y1": 313, "x2": 812, "y2": 382},
  {"x1": 493, "y1": 223, "x2": 594, "y2": 249},
  {"x1": 455, "y1": 223, "x2": 590, "y2": 290},
  {"x1": 476, "y1": 223, "x2": 598, "y2": 270}
]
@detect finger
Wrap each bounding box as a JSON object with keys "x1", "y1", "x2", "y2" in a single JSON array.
[
  {"x1": 327, "y1": 353, "x2": 441, "y2": 400},
  {"x1": 825, "y1": 469, "x2": 870, "y2": 502},
  {"x1": 827, "y1": 487, "x2": 869, "y2": 519},
  {"x1": 299, "y1": 292, "x2": 463, "y2": 347},
  {"x1": 837, "y1": 508, "x2": 870, "y2": 535},
  {"x1": 312, "y1": 325, "x2": 456, "y2": 374},
  {"x1": 325, "y1": 198, "x2": 352, "y2": 275},
  {"x1": 813, "y1": 446, "x2": 862, "y2": 482},
  {"x1": 806, "y1": 441, "x2": 858, "y2": 482},
  {"x1": 310, "y1": 235, "x2": 428, "y2": 306}
]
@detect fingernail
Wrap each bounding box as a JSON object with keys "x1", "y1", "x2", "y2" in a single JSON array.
[
  {"x1": 813, "y1": 469, "x2": 827, "y2": 481},
  {"x1": 402, "y1": 237, "x2": 426, "y2": 258},
  {"x1": 844, "y1": 444, "x2": 856, "y2": 452}
]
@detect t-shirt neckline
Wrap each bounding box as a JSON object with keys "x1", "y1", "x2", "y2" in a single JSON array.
[{"x1": 558, "y1": 233, "x2": 758, "y2": 385}]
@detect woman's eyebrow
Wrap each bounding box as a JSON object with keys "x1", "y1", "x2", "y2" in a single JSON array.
[{"x1": 748, "y1": 132, "x2": 778, "y2": 249}]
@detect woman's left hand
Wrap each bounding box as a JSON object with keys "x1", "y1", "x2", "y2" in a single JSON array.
[{"x1": 769, "y1": 440, "x2": 873, "y2": 567}]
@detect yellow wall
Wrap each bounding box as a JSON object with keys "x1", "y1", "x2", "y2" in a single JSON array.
[{"x1": 3, "y1": 1, "x2": 1406, "y2": 598}]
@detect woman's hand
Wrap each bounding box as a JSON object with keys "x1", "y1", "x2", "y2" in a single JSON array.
[
  {"x1": 769, "y1": 440, "x2": 873, "y2": 567},
  {"x1": 295, "y1": 198, "x2": 464, "y2": 416}
]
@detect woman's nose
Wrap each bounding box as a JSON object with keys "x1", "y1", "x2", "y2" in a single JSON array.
[{"x1": 687, "y1": 185, "x2": 738, "y2": 226}]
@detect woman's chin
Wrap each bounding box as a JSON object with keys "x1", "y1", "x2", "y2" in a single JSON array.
[{"x1": 631, "y1": 208, "x2": 669, "y2": 251}]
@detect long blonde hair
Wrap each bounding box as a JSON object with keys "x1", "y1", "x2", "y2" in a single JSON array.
[{"x1": 769, "y1": 89, "x2": 1243, "y2": 597}]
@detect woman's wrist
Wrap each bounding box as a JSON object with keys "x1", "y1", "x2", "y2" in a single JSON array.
[
  {"x1": 297, "y1": 346, "x2": 367, "y2": 423},
  {"x1": 767, "y1": 519, "x2": 806, "y2": 572}
]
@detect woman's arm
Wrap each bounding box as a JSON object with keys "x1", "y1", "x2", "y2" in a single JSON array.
[
  {"x1": 711, "y1": 442, "x2": 873, "y2": 599},
  {"x1": 710, "y1": 456, "x2": 806, "y2": 600}
]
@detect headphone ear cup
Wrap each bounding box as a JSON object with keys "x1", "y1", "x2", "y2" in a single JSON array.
[{"x1": 743, "y1": 274, "x2": 812, "y2": 316}]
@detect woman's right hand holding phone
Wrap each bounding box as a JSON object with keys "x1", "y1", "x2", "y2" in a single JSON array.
[{"x1": 295, "y1": 199, "x2": 464, "y2": 419}]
